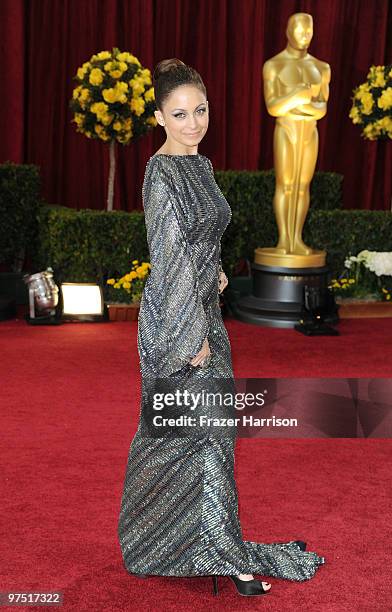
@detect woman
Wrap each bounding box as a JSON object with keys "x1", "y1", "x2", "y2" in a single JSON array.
[{"x1": 117, "y1": 59, "x2": 326, "y2": 597}]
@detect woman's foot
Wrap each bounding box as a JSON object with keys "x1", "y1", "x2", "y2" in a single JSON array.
[{"x1": 237, "y1": 574, "x2": 271, "y2": 591}]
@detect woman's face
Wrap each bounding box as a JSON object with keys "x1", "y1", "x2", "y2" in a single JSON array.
[{"x1": 155, "y1": 84, "x2": 209, "y2": 149}]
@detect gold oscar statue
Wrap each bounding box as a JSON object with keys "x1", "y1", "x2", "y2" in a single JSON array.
[{"x1": 257, "y1": 12, "x2": 331, "y2": 268}]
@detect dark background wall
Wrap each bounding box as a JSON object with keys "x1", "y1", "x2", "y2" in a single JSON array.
[{"x1": 0, "y1": 0, "x2": 391, "y2": 212}]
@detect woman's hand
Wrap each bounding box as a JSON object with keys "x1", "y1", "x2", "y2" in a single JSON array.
[
  {"x1": 189, "y1": 338, "x2": 211, "y2": 367},
  {"x1": 218, "y1": 270, "x2": 228, "y2": 294}
]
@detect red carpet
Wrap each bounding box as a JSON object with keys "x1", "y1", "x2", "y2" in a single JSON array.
[{"x1": 1, "y1": 317, "x2": 391, "y2": 611}]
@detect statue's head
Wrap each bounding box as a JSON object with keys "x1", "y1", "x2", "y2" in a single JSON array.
[{"x1": 286, "y1": 13, "x2": 313, "y2": 50}]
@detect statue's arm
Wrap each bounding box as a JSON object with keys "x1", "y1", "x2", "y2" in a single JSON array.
[
  {"x1": 297, "y1": 63, "x2": 331, "y2": 119},
  {"x1": 317, "y1": 63, "x2": 331, "y2": 104},
  {"x1": 263, "y1": 62, "x2": 312, "y2": 116}
]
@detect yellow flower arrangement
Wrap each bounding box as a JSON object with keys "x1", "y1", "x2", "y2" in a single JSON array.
[
  {"x1": 329, "y1": 278, "x2": 356, "y2": 291},
  {"x1": 70, "y1": 48, "x2": 158, "y2": 209},
  {"x1": 349, "y1": 64, "x2": 392, "y2": 140},
  {"x1": 106, "y1": 260, "x2": 151, "y2": 304},
  {"x1": 69, "y1": 47, "x2": 157, "y2": 145}
]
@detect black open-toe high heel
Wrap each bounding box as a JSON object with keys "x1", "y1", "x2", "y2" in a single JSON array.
[
  {"x1": 276, "y1": 540, "x2": 307, "y2": 550},
  {"x1": 212, "y1": 575, "x2": 271, "y2": 596}
]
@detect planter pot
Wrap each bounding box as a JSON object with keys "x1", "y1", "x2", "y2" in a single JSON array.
[
  {"x1": 336, "y1": 298, "x2": 392, "y2": 318},
  {"x1": 107, "y1": 302, "x2": 140, "y2": 321}
]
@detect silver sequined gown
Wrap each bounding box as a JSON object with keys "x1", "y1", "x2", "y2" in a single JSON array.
[{"x1": 117, "y1": 153, "x2": 326, "y2": 579}]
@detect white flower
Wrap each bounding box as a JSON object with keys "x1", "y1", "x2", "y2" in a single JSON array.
[
  {"x1": 345, "y1": 250, "x2": 392, "y2": 278},
  {"x1": 344, "y1": 255, "x2": 359, "y2": 268},
  {"x1": 357, "y1": 250, "x2": 371, "y2": 263},
  {"x1": 365, "y1": 252, "x2": 392, "y2": 276}
]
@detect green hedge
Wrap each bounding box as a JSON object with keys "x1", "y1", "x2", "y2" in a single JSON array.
[
  {"x1": 32, "y1": 169, "x2": 344, "y2": 285},
  {"x1": 214, "y1": 169, "x2": 343, "y2": 275},
  {"x1": 33, "y1": 205, "x2": 148, "y2": 287},
  {"x1": 215, "y1": 168, "x2": 342, "y2": 213},
  {"x1": 304, "y1": 209, "x2": 392, "y2": 275},
  {"x1": 34, "y1": 205, "x2": 392, "y2": 287},
  {"x1": 13, "y1": 163, "x2": 391, "y2": 300},
  {"x1": 222, "y1": 208, "x2": 392, "y2": 279},
  {"x1": 30, "y1": 168, "x2": 392, "y2": 287},
  {"x1": 0, "y1": 162, "x2": 42, "y2": 272}
]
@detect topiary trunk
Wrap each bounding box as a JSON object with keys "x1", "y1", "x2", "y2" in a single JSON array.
[{"x1": 107, "y1": 140, "x2": 116, "y2": 211}]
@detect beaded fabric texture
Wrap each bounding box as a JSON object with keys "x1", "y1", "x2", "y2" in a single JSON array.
[{"x1": 117, "y1": 153, "x2": 326, "y2": 579}]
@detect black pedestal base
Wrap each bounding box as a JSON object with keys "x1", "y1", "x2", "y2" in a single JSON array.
[{"x1": 233, "y1": 263, "x2": 339, "y2": 329}]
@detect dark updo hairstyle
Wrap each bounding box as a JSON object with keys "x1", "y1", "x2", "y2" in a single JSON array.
[{"x1": 152, "y1": 58, "x2": 207, "y2": 111}]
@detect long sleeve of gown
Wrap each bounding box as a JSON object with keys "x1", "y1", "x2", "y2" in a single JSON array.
[{"x1": 143, "y1": 157, "x2": 209, "y2": 377}]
